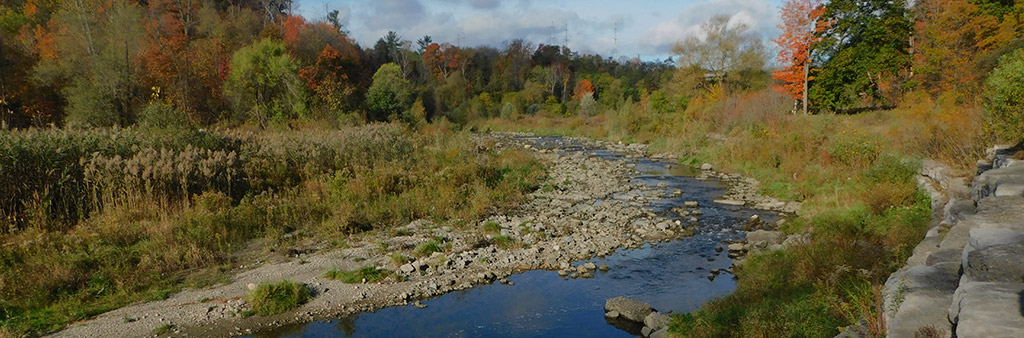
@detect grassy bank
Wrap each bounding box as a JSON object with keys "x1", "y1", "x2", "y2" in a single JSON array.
[
  {"x1": 0, "y1": 122, "x2": 544, "y2": 336},
  {"x1": 476, "y1": 89, "x2": 988, "y2": 336}
]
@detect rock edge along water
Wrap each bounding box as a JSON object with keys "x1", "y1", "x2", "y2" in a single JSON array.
[{"x1": 881, "y1": 144, "x2": 1024, "y2": 338}]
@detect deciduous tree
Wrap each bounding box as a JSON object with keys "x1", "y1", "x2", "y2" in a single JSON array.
[
  {"x1": 772, "y1": 0, "x2": 828, "y2": 114},
  {"x1": 672, "y1": 15, "x2": 768, "y2": 91},
  {"x1": 809, "y1": 0, "x2": 913, "y2": 111},
  {"x1": 224, "y1": 38, "x2": 307, "y2": 126},
  {"x1": 366, "y1": 63, "x2": 412, "y2": 121},
  {"x1": 423, "y1": 43, "x2": 462, "y2": 80},
  {"x1": 33, "y1": 0, "x2": 147, "y2": 127}
]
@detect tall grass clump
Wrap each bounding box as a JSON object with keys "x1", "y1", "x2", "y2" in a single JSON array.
[
  {"x1": 324, "y1": 266, "x2": 392, "y2": 284},
  {"x1": 244, "y1": 280, "x2": 310, "y2": 316}
]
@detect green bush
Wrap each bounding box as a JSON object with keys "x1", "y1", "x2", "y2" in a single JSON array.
[
  {"x1": 137, "y1": 102, "x2": 191, "y2": 130},
  {"x1": 865, "y1": 154, "x2": 919, "y2": 185},
  {"x1": 986, "y1": 48, "x2": 1024, "y2": 142},
  {"x1": 245, "y1": 280, "x2": 310, "y2": 316}
]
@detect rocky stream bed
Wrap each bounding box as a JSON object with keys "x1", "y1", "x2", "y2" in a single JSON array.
[{"x1": 51, "y1": 133, "x2": 802, "y2": 338}]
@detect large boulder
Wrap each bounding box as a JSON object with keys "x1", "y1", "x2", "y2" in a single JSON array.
[
  {"x1": 961, "y1": 228, "x2": 1024, "y2": 279},
  {"x1": 644, "y1": 312, "x2": 670, "y2": 331},
  {"x1": 882, "y1": 264, "x2": 959, "y2": 338},
  {"x1": 965, "y1": 243, "x2": 1024, "y2": 283},
  {"x1": 605, "y1": 297, "x2": 653, "y2": 323},
  {"x1": 950, "y1": 282, "x2": 1024, "y2": 337},
  {"x1": 746, "y1": 230, "x2": 785, "y2": 248},
  {"x1": 995, "y1": 183, "x2": 1024, "y2": 197}
]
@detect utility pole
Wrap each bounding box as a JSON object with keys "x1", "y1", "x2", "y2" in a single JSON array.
[
  {"x1": 612, "y1": 19, "x2": 620, "y2": 57},
  {"x1": 549, "y1": 22, "x2": 555, "y2": 45},
  {"x1": 564, "y1": 24, "x2": 569, "y2": 49}
]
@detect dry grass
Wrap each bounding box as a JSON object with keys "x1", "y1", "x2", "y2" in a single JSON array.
[{"x1": 0, "y1": 123, "x2": 544, "y2": 335}]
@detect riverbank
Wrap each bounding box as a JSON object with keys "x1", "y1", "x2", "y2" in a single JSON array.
[
  {"x1": 49, "y1": 133, "x2": 794, "y2": 337},
  {"x1": 477, "y1": 105, "x2": 966, "y2": 336}
]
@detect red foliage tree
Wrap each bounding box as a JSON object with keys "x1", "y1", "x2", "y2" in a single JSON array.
[
  {"x1": 575, "y1": 79, "x2": 595, "y2": 100},
  {"x1": 772, "y1": 0, "x2": 828, "y2": 114},
  {"x1": 423, "y1": 43, "x2": 462, "y2": 80},
  {"x1": 299, "y1": 44, "x2": 363, "y2": 112}
]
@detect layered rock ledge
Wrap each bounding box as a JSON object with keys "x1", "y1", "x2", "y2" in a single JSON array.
[{"x1": 882, "y1": 144, "x2": 1024, "y2": 338}]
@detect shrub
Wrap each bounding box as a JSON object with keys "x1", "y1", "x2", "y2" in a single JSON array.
[
  {"x1": 324, "y1": 266, "x2": 391, "y2": 284},
  {"x1": 985, "y1": 48, "x2": 1024, "y2": 142},
  {"x1": 244, "y1": 280, "x2": 310, "y2": 316},
  {"x1": 137, "y1": 102, "x2": 191, "y2": 130}
]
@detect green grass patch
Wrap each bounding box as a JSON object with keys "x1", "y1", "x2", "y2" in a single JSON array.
[
  {"x1": 390, "y1": 253, "x2": 409, "y2": 265},
  {"x1": 244, "y1": 280, "x2": 310, "y2": 316},
  {"x1": 491, "y1": 235, "x2": 516, "y2": 250},
  {"x1": 413, "y1": 239, "x2": 447, "y2": 257},
  {"x1": 324, "y1": 266, "x2": 392, "y2": 284},
  {"x1": 153, "y1": 323, "x2": 175, "y2": 335},
  {"x1": 481, "y1": 221, "x2": 502, "y2": 234}
]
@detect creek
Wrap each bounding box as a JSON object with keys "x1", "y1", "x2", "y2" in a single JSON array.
[{"x1": 251, "y1": 136, "x2": 773, "y2": 337}]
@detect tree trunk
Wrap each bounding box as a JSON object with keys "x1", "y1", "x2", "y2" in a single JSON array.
[{"x1": 802, "y1": 61, "x2": 810, "y2": 115}]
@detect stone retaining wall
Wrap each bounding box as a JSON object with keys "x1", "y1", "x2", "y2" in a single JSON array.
[{"x1": 882, "y1": 144, "x2": 1024, "y2": 338}]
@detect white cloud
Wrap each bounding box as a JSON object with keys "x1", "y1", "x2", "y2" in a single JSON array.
[
  {"x1": 638, "y1": 0, "x2": 779, "y2": 55},
  {"x1": 298, "y1": 0, "x2": 782, "y2": 59}
]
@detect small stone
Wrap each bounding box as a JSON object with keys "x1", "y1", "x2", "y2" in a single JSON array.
[
  {"x1": 599, "y1": 264, "x2": 610, "y2": 271},
  {"x1": 247, "y1": 283, "x2": 257, "y2": 291},
  {"x1": 683, "y1": 201, "x2": 699, "y2": 207},
  {"x1": 700, "y1": 163, "x2": 713, "y2": 171},
  {"x1": 413, "y1": 301, "x2": 426, "y2": 309},
  {"x1": 605, "y1": 311, "x2": 620, "y2": 318},
  {"x1": 642, "y1": 326, "x2": 653, "y2": 337},
  {"x1": 713, "y1": 199, "x2": 745, "y2": 206}
]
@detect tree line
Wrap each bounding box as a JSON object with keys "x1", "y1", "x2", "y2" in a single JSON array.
[
  {"x1": 0, "y1": 0, "x2": 678, "y2": 129},
  {"x1": 0, "y1": 0, "x2": 1022, "y2": 132}
]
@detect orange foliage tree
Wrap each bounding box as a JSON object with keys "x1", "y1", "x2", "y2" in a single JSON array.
[
  {"x1": 299, "y1": 44, "x2": 363, "y2": 113},
  {"x1": 575, "y1": 79, "x2": 594, "y2": 99},
  {"x1": 423, "y1": 43, "x2": 462, "y2": 80},
  {"x1": 142, "y1": 0, "x2": 207, "y2": 115},
  {"x1": 772, "y1": 0, "x2": 828, "y2": 114},
  {"x1": 913, "y1": 0, "x2": 1007, "y2": 99}
]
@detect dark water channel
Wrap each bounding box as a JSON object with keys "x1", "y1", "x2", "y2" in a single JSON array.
[{"x1": 251, "y1": 136, "x2": 773, "y2": 338}]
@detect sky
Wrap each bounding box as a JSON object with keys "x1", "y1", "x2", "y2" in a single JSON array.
[{"x1": 293, "y1": 0, "x2": 787, "y2": 61}]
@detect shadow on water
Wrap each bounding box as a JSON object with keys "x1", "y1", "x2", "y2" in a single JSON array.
[{"x1": 249, "y1": 136, "x2": 774, "y2": 338}]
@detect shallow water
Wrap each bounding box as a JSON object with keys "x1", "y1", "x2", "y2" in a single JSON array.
[{"x1": 251, "y1": 136, "x2": 771, "y2": 338}]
